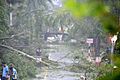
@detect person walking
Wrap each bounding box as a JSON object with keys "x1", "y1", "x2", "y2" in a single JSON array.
[
  {"x1": 9, "y1": 64, "x2": 17, "y2": 80},
  {"x1": 36, "y1": 48, "x2": 42, "y2": 63},
  {"x1": 36, "y1": 48, "x2": 42, "y2": 57},
  {"x1": 1, "y1": 62, "x2": 9, "y2": 80}
]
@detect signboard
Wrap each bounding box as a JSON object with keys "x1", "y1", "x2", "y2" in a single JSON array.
[{"x1": 86, "y1": 38, "x2": 93, "y2": 44}]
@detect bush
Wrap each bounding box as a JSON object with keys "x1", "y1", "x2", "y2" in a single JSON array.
[{"x1": 97, "y1": 54, "x2": 120, "y2": 80}]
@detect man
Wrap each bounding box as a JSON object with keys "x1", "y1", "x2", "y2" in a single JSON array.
[
  {"x1": 36, "y1": 48, "x2": 42, "y2": 57},
  {"x1": 9, "y1": 64, "x2": 17, "y2": 80},
  {"x1": 36, "y1": 48, "x2": 42, "y2": 63},
  {"x1": 2, "y1": 63, "x2": 9, "y2": 80}
]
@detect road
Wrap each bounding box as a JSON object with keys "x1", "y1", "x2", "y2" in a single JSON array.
[{"x1": 30, "y1": 43, "x2": 96, "y2": 80}]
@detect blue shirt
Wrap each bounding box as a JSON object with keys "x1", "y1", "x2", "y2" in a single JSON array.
[{"x1": 2, "y1": 66, "x2": 9, "y2": 77}]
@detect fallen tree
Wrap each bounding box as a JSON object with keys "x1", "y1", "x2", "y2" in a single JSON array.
[{"x1": 0, "y1": 44, "x2": 50, "y2": 66}]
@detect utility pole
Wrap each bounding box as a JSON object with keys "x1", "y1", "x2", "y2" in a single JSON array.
[
  {"x1": 95, "y1": 36, "x2": 100, "y2": 57},
  {"x1": 94, "y1": 35, "x2": 101, "y2": 66},
  {"x1": 10, "y1": 10, "x2": 13, "y2": 26},
  {"x1": 6, "y1": 0, "x2": 13, "y2": 26}
]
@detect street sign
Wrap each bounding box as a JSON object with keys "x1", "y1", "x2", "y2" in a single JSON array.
[{"x1": 86, "y1": 38, "x2": 93, "y2": 43}]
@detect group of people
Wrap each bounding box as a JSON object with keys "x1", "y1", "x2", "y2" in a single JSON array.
[{"x1": 0, "y1": 62, "x2": 17, "y2": 80}]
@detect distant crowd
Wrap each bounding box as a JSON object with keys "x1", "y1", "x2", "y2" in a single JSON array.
[{"x1": 0, "y1": 62, "x2": 17, "y2": 80}]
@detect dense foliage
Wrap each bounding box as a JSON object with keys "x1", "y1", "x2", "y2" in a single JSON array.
[
  {"x1": 0, "y1": 0, "x2": 8, "y2": 37},
  {"x1": 63, "y1": 0, "x2": 120, "y2": 80},
  {"x1": 0, "y1": 0, "x2": 120, "y2": 79},
  {"x1": 97, "y1": 54, "x2": 120, "y2": 80},
  {"x1": 63, "y1": 0, "x2": 120, "y2": 35},
  {"x1": 0, "y1": 0, "x2": 36, "y2": 80}
]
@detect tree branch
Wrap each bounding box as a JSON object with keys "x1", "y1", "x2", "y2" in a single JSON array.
[
  {"x1": 0, "y1": 44, "x2": 50, "y2": 66},
  {"x1": 0, "y1": 31, "x2": 29, "y2": 40}
]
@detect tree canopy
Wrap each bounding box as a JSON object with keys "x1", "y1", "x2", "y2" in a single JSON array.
[{"x1": 63, "y1": 0, "x2": 120, "y2": 35}]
